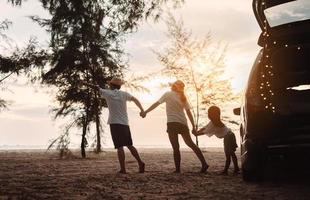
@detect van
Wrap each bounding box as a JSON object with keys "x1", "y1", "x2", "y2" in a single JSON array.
[{"x1": 234, "y1": 0, "x2": 310, "y2": 181}]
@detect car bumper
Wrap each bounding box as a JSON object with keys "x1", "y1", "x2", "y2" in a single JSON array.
[{"x1": 241, "y1": 136, "x2": 310, "y2": 171}]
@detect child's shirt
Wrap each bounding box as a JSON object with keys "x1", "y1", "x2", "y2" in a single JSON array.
[{"x1": 202, "y1": 121, "x2": 231, "y2": 139}]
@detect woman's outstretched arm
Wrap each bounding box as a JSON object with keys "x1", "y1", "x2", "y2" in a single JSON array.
[{"x1": 142, "y1": 102, "x2": 160, "y2": 117}]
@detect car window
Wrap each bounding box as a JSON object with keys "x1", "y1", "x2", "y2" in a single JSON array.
[{"x1": 264, "y1": 0, "x2": 310, "y2": 27}]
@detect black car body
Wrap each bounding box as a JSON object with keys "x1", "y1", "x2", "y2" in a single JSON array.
[{"x1": 235, "y1": 0, "x2": 310, "y2": 181}]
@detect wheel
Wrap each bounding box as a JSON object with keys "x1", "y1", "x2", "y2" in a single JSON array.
[
  {"x1": 241, "y1": 148, "x2": 264, "y2": 182},
  {"x1": 242, "y1": 168, "x2": 263, "y2": 182}
]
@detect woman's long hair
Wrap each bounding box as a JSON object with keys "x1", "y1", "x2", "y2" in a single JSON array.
[{"x1": 171, "y1": 80, "x2": 187, "y2": 104}]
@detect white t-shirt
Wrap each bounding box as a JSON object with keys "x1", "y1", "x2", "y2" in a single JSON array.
[
  {"x1": 202, "y1": 121, "x2": 231, "y2": 138},
  {"x1": 99, "y1": 88, "x2": 133, "y2": 125},
  {"x1": 158, "y1": 91, "x2": 191, "y2": 126}
]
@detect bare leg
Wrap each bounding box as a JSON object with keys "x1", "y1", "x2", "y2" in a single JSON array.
[
  {"x1": 127, "y1": 145, "x2": 145, "y2": 173},
  {"x1": 117, "y1": 147, "x2": 126, "y2": 173},
  {"x1": 168, "y1": 132, "x2": 181, "y2": 173},
  {"x1": 222, "y1": 152, "x2": 231, "y2": 174},
  {"x1": 231, "y1": 153, "x2": 240, "y2": 173},
  {"x1": 181, "y1": 133, "x2": 209, "y2": 173}
]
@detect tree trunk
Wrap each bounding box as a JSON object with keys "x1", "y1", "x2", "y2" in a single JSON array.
[
  {"x1": 196, "y1": 136, "x2": 199, "y2": 147},
  {"x1": 95, "y1": 113, "x2": 102, "y2": 153},
  {"x1": 81, "y1": 119, "x2": 87, "y2": 158}
]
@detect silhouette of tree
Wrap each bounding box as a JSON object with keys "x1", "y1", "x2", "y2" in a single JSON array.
[
  {"x1": 154, "y1": 15, "x2": 238, "y2": 145},
  {"x1": 0, "y1": 1, "x2": 34, "y2": 110},
  {"x1": 29, "y1": 0, "x2": 151, "y2": 158},
  {"x1": 0, "y1": 19, "x2": 12, "y2": 111},
  {"x1": 0, "y1": 0, "x2": 184, "y2": 157},
  {"x1": 0, "y1": 18, "x2": 47, "y2": 111}
]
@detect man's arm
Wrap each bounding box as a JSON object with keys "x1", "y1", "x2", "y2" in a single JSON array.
[{"x1": 131, "y1": 96, "x2": 144, "y2": 112}]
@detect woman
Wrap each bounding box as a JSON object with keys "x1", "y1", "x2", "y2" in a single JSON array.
[{"x1": 141, "y1": 80, "x2": 209, "y2": 173}]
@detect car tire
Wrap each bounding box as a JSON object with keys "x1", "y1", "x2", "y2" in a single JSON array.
[
  {"x1": 242, "y1": 168, "x2": 263, "y2": 182},
  {"x1": 241, "y1": 151, "x2": 264, "y2": 182}
]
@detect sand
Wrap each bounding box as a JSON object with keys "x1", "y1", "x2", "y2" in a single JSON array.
[{"x1": 0, "y1": 148, "x2": 309, "y2": 200}]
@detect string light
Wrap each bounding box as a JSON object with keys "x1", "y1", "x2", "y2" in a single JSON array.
[{"x1": 259, "y1": 0, "x2": 277, "y2": 113}]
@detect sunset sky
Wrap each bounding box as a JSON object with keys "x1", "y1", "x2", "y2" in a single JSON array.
[{"x1": 0, "y1": 0, "x2": 262, "y2": 149}]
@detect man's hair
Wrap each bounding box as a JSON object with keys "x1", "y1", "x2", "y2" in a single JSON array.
[
  {"x1": 208, "y1": 106, "x2": 221, "y2": 119},
  {"x1": 110, "y1": 83, "x2": 121, "y2": 90}
]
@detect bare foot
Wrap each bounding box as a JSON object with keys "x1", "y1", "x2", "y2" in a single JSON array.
[
  {"x1": 233, "y1": 168, "x2": 240, "y2": 175},
  {"x1": 200, "y1": 164, "x2": 209, "y2": 173},
  {"x1": 139, "y1": 162, "x2": 145, "y2": 173},
  {"x1": 220, "y1": 170, "x2": 228, "y2": 175},
  {"x1": 118, "y1": 170, "x2": 127, "y2": 174}
]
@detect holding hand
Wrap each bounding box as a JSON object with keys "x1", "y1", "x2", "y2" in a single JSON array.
[
  {"x1": 140, "y1": 111, "x2": 146, "y2": 118},
  {"x1": 192, "y1": 127, "x2": 198, "y2": 136}
]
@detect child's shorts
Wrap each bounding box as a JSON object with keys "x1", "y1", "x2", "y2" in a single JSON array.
[{"x1": 223, "y1": 131, "x2": 238, "y2": 155}]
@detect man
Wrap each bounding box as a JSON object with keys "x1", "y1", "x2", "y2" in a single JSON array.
[{"x1": 85, "y1": 77, "x2": 145, "y2": 174}]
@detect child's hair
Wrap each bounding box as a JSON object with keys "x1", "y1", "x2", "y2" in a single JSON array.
[
  {"x1": 208, "y1": 106, "x2": 221, "y2": 120},
  {"x1": 110, "y1": 83, "x2": 121, "y2": 90},
  {"x1": 171, "y1": 80, "x2": 187, "y2": 104}
]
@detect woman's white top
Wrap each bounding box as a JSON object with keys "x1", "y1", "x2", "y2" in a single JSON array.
[{"x1": 158, "y1": 91, "x2": 191, "y2": 126}]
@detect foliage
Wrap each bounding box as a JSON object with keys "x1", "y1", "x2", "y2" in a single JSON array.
[
  {"x1": 0, "y1": 0, "x2": 184, "y2": 156},
  {"x1": 47, "y1": 121, "x2": 74, "y2": 158},
  {"x1": 7, "y1": 0, "x2": 23, "y2": 6},
  {"x1": 145, "y1": 0, "x2": 184, "y2": 21},
  {"x1": 154, "y1": 15, "x2": 238, "y2": 127}
]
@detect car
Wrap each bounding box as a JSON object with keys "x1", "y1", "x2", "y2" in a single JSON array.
[{"x1": 234, "y1": 0, "x2": 310, "y2": 181}]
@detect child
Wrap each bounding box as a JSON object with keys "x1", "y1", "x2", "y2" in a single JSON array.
[
  {"x1": 84, "y1": 77, "x2": 145, "y2": 174},
  {"x1": 194, "y1": 106, "x2": 239, "y2": 175}
]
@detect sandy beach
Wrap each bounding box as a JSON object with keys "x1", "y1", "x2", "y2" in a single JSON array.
[{"x1": 0, "y1": 148, "x2": 309, "y2": 200}]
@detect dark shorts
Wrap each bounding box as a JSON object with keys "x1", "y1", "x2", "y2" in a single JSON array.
[
  {"x1": 167, "y1": 122, "x2": 190, "y2": 135},
  {"x1": 110, "y1": 124, "x2": 133, "y2": 149},
  {"x1": 224, "y1": 131, "x2": 238, "y2": 155}
]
